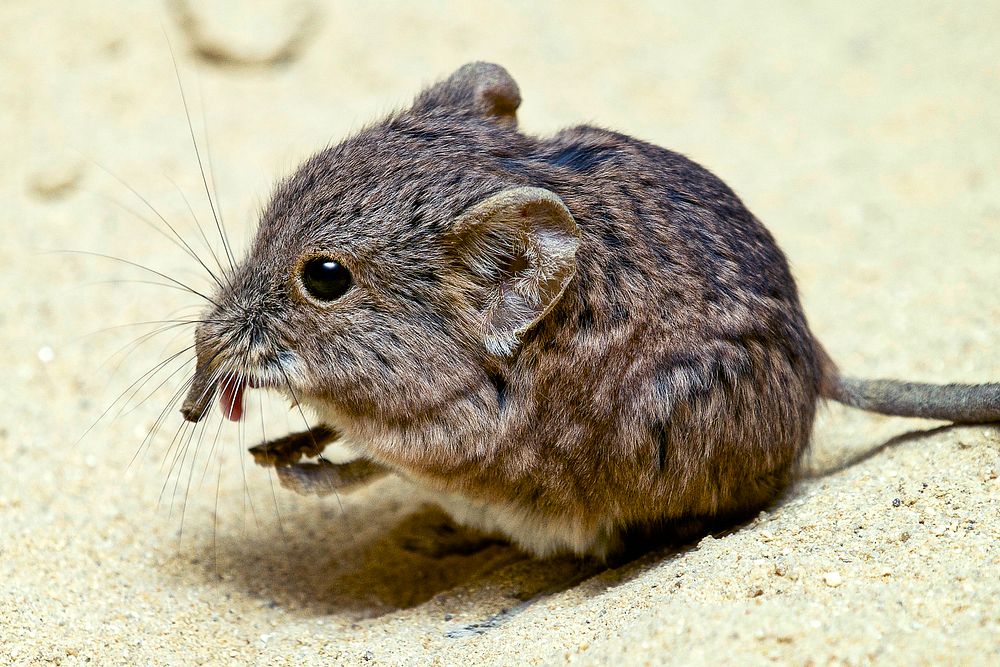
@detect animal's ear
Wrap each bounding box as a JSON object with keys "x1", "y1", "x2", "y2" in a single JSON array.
[
  {"x1": 449, "y1": 187, "x2": 580, "y2": 356},
  {"x1": 412, "y1": 62, "x2": 521, "y2": 126}
]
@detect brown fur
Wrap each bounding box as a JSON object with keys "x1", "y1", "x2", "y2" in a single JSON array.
[{"x1": 181, "y1": 62, "x2": 999, "y2": 558}]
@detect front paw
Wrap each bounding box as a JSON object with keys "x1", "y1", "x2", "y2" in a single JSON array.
[
  {"x1": 274, "y1": 458, "x2": 391, "y2": 497},
  {"x1": 248, "y1": 425, "x2": 337, "y2": 467}
]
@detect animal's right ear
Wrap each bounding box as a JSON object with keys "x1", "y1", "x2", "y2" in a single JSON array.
[
  {"x1": 411, "y1": 62, "x2": 521, "y2": 126},
  {"x1": 448, "y1": 187, "x2": 580, "y2": 356}
]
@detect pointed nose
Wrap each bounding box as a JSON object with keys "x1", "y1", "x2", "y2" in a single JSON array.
[{"x1": 180, "y1": 361, "x2": 217, "y2": 423}]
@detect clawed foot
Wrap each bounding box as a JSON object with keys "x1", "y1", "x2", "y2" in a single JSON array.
[
  {"x1": 248, "y1": 425, "x2": 337, "y2": 467},
  {"x1": 274, "y1": 458, "x2": 391, "y2": 497},
  {"x1": 248, "y1": 425, "x2": 390, "y2": 497}
]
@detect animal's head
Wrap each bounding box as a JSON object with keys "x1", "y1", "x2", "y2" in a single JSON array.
[{"x1": 181, "y1": 63, "x2": 580, "y2": 427}]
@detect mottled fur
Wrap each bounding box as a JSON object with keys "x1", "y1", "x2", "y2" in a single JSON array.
[{"x1": 182, "y1": 63, "x2": 999, "y2": 558}]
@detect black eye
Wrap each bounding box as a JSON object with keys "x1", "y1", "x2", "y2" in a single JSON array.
[{"x1": 301, "y1": 257, "x2": 352, "y2": 301}]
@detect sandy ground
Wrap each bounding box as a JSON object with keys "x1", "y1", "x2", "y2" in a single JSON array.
[{"x1": 2, "y1": 1, "x2": 999, "y2": 665}]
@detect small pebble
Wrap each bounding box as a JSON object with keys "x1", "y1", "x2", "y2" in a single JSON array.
[
  {"x1": 823, "y1": 571, "x2": 843, "y2": 587},
  {"x1": 37, "y1": 346, "x2": 55, "y2": 363}
]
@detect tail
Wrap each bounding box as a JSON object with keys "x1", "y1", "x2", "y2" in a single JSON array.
[{"x1": 817, "y1": 343, "x2": 1000, "y2": 424}]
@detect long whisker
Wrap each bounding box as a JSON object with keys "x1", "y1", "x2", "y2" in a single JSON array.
[
  {"x1": 212, "y1": 443, "x2": 225, "y2": 574},
  {"x1": 89, "y1": 279, "x2": 217, "y2": 300},
  {"x1": 99, "y1": 328, "x2": 204, "y2": 447},
  {"x1": 83, "y1": 317, "x2": 219, "y2": 340},
  {"x1": 276, "y1": 364, "x2": 356, "y2": 541},
  {"x1": 221, "y1": 348, "x2": 260, "y2": 534},
  {"x1": 193, "y1": 349, "x2": 247, "y2": 494},
  {"x1": 165, "y1": 363, "x2": 234, "y2": 518},
  {"x1": 108, "y1": 322, "x2": 199, "y2": 407},
  {"x1": 237, "y1": 374, "x2": 260, "y2": 533},
  {"x1": 158, "y1": 417, "x2": 196, "y2": 507},
  {"x1": 99, "y1": 321, "x2": 191, "y2": 364},
  {"x1": 155, "y1": 350, "x2": 228, "y2": 476},
  {"x1": 166, "y1": 34, "x2": 237, "y2": 273},
  {"x1": 167, "y1": 411, "x2": 202, "y2": 523},
  {"x1": 128, "y1": 373, "x2": 196, "y2": 474},
  {"x1": 122, "y1": 350, "x2": 199, "y2": 418},
  {"x1": 87, "y1": 175, "x2": 225, "y2": 291},
  {"x1": 199, "y1": 81, "x2": 230, "y2": 255},
  {"x1": 78, "y1": 344, "x2": 195, "y2": 446},
  {"x1": 54, "y1": 250, "x2": 220, "y2": 307},
  {"x1": 97, "y1": 320, "x2": 203, "y2": 379},
  {"x1": 259, "y1": 385, "x2": 285, "y2": 536},
  {"x1": 167, "y1": 176, "x2": 230, "y2": 284},
  {"x1": 179, "y1": 388, "x2": 218, "y2": 546}
]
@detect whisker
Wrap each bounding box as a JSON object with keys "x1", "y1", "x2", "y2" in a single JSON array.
[
  {"x1": 276, "y1": 365, "x2": 356, "y2": 542},
  {"x1": 158, "y1": 417, "x2": 195, "y2": 508},
  {"x1": 167, "y1": 411, "x2": 202, "y2": 524},
  {"x1": 88, "y1": 277, "x2": 215, "y2": 298},
  {"x1": 259, "y1": 386, "x2": 285, "y2": 537},
  {"x1": 218, "y1": 350, "x2": 260, "y2": 534},
  {"x1": 87, "y1": 181, "x2": 225, "y2": 291},
  {"x1": 121, "y1": 350, "x2": 200, "y2": 418},
  {"x1": 78, "y1": 344, "x2": 195, "y2": 447},
  {"x1": 53, "y1": 250, "x2": 221, "y2": 307},
  {"x1": 82, "y1": 316, "x2": 219, "y2": 341},
  {"x1": 165, "y1": 34, "x2": 237, "y2": 273},
  {"x1": 237, "y1": 375, "x2": 260, "y2": 532},
  {"x1": 157, "y1": 357, "x2": 227, "y2": 476},
  {"x1": 212, "y1": 431, "x2": 225, "y2": 575},
  {"x1": 128, "y1": 373, "x2": 196, "y2": 474},
  {"x1": 113, "y1": 336, "x2": 198, "y2": 418},
  {"x1": 167, "y1": 176, "x2": 230, "y2": 285},
  {"x1": 193, "y1": 352, "x2": 247, "y2": 496},
  {"x1": 98, "y1": 322, "x2": 198, "y2": 383},
  {"x1": 166, "y1": 361, "x2": 233, "y2": 523},
  {"x1": 199, "y1": 81, "x2": 230, "y2": 248},
  {"x1": 179, "y1": 391, "x2": 216, "y2": 547}
]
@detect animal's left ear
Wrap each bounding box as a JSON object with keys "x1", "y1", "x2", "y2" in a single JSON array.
[
  {"x1": 412, "y1": 62, "x2": 521, "y2": 126},
  {"x1": 449, "y1": 187, "x2": 580, "y2": 356}
]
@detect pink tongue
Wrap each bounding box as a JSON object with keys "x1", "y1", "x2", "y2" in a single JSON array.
[{"x1": 220, "y1": 378, "x2": 246, "y2": 422}]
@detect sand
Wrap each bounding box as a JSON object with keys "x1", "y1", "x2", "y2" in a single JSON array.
[{"x1": 2, "y1": 1, "x2": 998, "y2": 665}]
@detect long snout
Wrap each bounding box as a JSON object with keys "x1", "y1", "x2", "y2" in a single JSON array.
[{"x1": 180, "y1": 363, "x2": 217, "y2": 422}]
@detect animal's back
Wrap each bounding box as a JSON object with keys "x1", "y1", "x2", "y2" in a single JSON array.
[{"x1": 465, "y1": 125, "x2": 827, "y2": 555}]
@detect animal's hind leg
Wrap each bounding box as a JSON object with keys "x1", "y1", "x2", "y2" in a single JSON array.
[{"x1": 248, "y1": 425, "x2": 391, "y2": 497}]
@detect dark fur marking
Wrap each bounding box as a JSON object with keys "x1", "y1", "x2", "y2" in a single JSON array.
[
  {"x1": 548, "y1": 145, "x2": 613, "y2": 172},
  {"x1": 665, "y1": 189, "x2": 701, "y2": 208},
  {"x1": 602, "y1": 227, "x2": 627, "y2": 250},
  {"x1": 400, "y1": 127, "x2": 445, "y2": 142},
  {"x1": 487, "y1": 371, "x2": 508, "y2": 413},
  {"x1": 609, "y1": 302, "x2": 630, "y2": 326},
  {"x1": 653, "y1": 421, "x2": 668, "y2": 472}
]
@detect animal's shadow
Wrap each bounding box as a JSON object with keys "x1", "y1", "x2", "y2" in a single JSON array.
[
  {"x1": 189, "y1": 501, "x2": 591, "y2": 620},
  {"x1": 186, "y1": 424, "x2": 971, "y2": 623}
]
